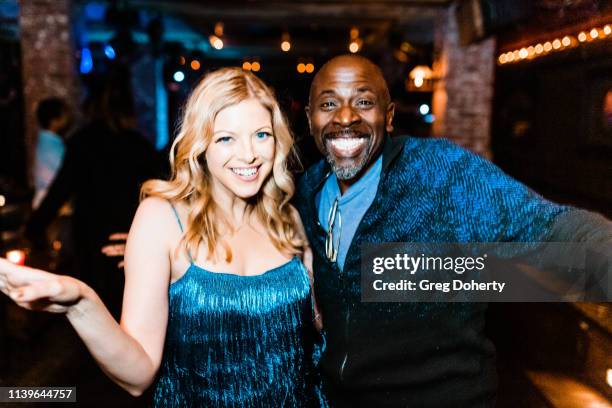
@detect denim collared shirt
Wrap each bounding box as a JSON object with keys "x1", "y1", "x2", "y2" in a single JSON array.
[{"x1": 316, "y1": 155, "x2": 383, "y2": 270}]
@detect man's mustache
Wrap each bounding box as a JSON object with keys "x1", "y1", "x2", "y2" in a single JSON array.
[{"x1": 323, "y1": 128, "x2": 370, "y2": 139}]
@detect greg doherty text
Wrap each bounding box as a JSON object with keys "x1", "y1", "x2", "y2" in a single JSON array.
[{"x1": 372, "y1": 279, "x2": 506, "y2": 293}]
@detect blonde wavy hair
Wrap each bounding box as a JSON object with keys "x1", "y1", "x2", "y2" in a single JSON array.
[{"x1": 141, "y1": 67, "x2": 304, "y2": 262}]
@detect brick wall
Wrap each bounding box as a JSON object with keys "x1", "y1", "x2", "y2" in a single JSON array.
[
  {"x1": 19, "y1": 0, "x2": 80, "y2": 184},
  {"x1": 432, "y1": 4, "x2": 495, "y2": 159}
]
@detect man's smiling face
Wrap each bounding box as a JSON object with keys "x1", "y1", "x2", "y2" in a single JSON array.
[{"x1": 307, "y1": 55, "x2": 394, "y2": 188}]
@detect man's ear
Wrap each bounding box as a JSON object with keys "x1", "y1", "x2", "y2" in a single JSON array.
[{"x1": 386, "y1": 102, "x2": 395, "y2": 133}]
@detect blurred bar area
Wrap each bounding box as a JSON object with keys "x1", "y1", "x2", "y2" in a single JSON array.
[{"x1": 0, "y1": 0, "x2": 610, "y2": 406}]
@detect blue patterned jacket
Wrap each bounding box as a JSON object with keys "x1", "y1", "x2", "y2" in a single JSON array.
[{"x1": 294, "y1": 135, "x2": 572, "y2": 407}]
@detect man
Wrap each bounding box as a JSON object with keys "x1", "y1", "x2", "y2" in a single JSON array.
[
  {"x1": 33, "y1": 97, "x2": 72, "y2": 209},
  {"x1": 293, "y1": 54, "x2": 611, "y2": 407}
]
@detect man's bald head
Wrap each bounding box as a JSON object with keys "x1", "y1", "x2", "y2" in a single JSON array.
[{"x1": 309, "y1": 54, "x2": 391, "y2": 107}]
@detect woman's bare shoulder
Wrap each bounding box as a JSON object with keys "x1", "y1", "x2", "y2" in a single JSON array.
[
  {"x1": 136, "y1": 197, "x2": 183, "y2": 224},
  {"x1": 138, "y1": 196, "x2": 172, "y2": 213},
  {"x1": 130, "y1": 197, "x2": 180, "y2": 241}
]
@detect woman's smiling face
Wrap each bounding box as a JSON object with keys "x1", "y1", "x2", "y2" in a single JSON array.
[{"x1": 205, "y1": 98, "x2": 276, "y2": 201}]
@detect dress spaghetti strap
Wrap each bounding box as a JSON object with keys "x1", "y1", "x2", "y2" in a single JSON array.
[{"x1": 169, "y1": 202, "x2": 194, "y2": 264}]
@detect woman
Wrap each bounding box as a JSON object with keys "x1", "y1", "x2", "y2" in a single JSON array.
[{"x1": 0, "y1": 68, "x2": 323, "y2": 407}]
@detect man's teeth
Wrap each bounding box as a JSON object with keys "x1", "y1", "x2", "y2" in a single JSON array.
[
  {"x1": 329, "y1": 138, "x2": 366, "y2": 150},
  {"x1": 231, "y1": 167, "x2": 258, "y2": 176}
]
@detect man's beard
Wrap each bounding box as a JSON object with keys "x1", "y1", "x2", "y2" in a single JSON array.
[{"x1": 323, "y1": 135, "x2": 373, "y2": 181}]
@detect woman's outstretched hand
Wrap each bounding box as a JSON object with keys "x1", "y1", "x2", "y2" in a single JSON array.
[{"x1": 0, "y1": 257, "x2": 85, "y2": 313}]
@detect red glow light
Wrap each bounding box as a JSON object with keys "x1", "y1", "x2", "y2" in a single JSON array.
[{"x1": 7, "y1": 250, "x2": 26, "y2": 265}]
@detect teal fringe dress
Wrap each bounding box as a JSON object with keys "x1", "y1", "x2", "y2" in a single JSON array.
[{"x1": 151, "y1": 207, "x2": 324, "y2": 407}]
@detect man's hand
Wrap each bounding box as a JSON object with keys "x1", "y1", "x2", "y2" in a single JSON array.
[{"x1": 101, "y1": 233, "x2": 128, "y2": 268}]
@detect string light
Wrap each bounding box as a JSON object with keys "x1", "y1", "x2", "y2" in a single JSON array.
[
  {"x1": 79, "y1": 47, "x2": 93, "y2": 74},
  {"x1": 400, "y1": 42, "x2": 414, "y2": 53},
  {"x1": 6, "y1": 250, "x2": 25, "y2": 265},
  {"x1": 190, "y1": 60, "x2": 200, "y2": 70},
  {"x1": 215, "y1": 22, "x2": 224, "y2": 37},
  {"x1": 210, "y1": 35, "x2": 223, "y2": 50},
  {"x1": 296, "y1": 62, "x2": 314, "y2": 74},
  {"x1": 207, "y1": 22, "x2": 225, "y2": 50},
  {"x1": 535, "y1": 43, "x2": 544, "y2": 54},
  {"x1": 408, "y1": 65, "x2": 433, "y2": 90},
  {"x1": 242, "y1": 60, "x2": 260, "y2": 72},
  {"x1": 281, "y1": 32, "x2": 291, "y2": 52},
  {"x1": 173, "y1": 71, "x2": 185, "y2": 82},
  {"x1": 104, "y1": 44, "x2": 116, "y2": 59},
  {"x1": 498, "y1": 23, "x2": 610, "y2": 65},
  {"x1": 527, "y1": 46, "x2": 535, "y2": 57},
  {"x1": 561, "y1": 36, "x2": 571, "y2": 47},
  {"x1": 348, "y1": 27, "x2": 362, "y2": 53}
]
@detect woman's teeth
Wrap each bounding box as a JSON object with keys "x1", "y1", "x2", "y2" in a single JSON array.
[{"x1": 231, "y1": 167, "x2": 258, "y2": 176}]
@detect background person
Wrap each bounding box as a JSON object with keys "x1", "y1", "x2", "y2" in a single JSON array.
[
  {"x1": 32, "y1": 97, "x2": 73, "y2": 209},
  {"x1": 25, "y1": 67, "x2": 165, "y2": 317}
]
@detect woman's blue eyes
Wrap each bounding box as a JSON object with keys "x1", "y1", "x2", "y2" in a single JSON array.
[
  {"x1": 216, "y1": 136, "x2": 232, "y2": 143},
  {"x1": 255, "y1": 131, "x2": 272, "y2": 139},
  {"x1": 215, "y1": 132, "x2": 272, "y2": 143}
]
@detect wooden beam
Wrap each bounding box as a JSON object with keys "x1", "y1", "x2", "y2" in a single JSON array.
[{"x1": 130, "y1": 1, "x2": 444, "y2": 23}]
